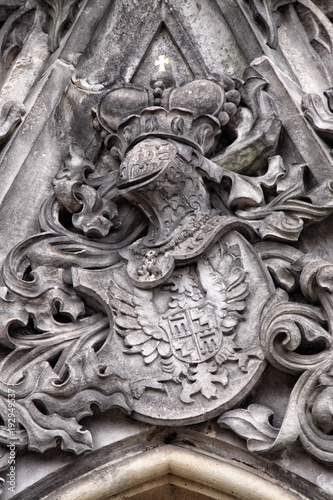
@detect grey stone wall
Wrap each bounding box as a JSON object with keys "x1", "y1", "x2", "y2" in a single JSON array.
[{"x1": 1, "y1": 1, "x2": 333, "y2": 498}]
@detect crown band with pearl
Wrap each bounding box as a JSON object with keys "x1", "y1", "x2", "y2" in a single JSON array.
[{"x1": 93, "y1": 67, "x2": 241, "y2": 159}]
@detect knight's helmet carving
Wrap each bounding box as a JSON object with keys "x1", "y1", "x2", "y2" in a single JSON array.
[{"x1": 92, "y1": 57, "x2": 240, "y2": 189}]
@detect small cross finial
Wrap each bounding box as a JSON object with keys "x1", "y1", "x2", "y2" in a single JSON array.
[{"x1": 155, "y1": 55, "x2": 169, "y2": 72}]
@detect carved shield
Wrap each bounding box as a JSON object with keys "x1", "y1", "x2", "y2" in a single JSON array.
[
  {"x1": 161, "y1": 302, "x2": 220, "y2": 363},
  {"x1": 74, "y1": 230, "x2": 273, "y2": 425}
]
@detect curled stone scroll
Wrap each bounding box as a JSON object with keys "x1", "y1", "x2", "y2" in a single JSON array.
[{"x1": 1, "y1": 62, "x2": 333, "y2": 470}]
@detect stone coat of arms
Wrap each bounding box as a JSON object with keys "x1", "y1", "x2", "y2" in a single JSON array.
[{"x1": 1, "y1": 59, "x2": 333, "y2": 466}]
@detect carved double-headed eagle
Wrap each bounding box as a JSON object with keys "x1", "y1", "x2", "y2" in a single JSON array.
[{"x1": 109, "y1": 241, "x2": 249, "y2": 402}]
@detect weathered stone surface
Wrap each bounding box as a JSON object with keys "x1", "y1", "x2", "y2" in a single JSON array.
[{"x1": 1, "y1": 0, "x2": 333, "y2": 499}]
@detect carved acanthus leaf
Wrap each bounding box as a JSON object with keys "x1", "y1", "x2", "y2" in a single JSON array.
[
  {"x1": 218, "y1": 399, "x2": 298, "y2": 453},
  {"x1": 217, "y1": 155, "x2": 286, "y2": 210},
  {"x1": 0, "y1": 288, "x2": 29, "y2": 349},
  {"x1": 221, "y1": 245, "x2": 333, "y2": 462},
  {"x1": 234, "y1": 162, "x2": 333, "y2": 241},
  {"x1": 218, "y1": 404, "x2": 279, "y2": 451},
  {"x1": 180, "y1": 363, "x2": 229, "y2": 404},
  {"x1": 212, "y1": 70, "x2": 282, "y2": 174},
  {"x1": 246, "y1": 0, "x2": 296, "y2": 48},
  {"x1": 297, "y1": 362, "x2": 333, "y2": 462},
  {"x1": 71, "y1": 184, "x2": 118, "y2": 237},
  {"x1": 260, "y1": 289, "x2": 330, "y2": 374},
  {"x1": 0, "y1": 262, "x2": 87, "y2": 349},
  {"x1": 219, "y1": 368, "x2": 304, "y2": 455},
  {"x1": 53, "y1": 143, "x2": 119, "y2": 237},
  {"x1": 219, "y1": 359, "x2": 333, "y2": 463},
  {"x1": 0, "y1": 205, "x2": 134, "y2": 457},
  {"x1": 254, "y1": 241, "x2": 303, "y2": 292},
  {"x1": 302, "y1": 92, "x2": 333, "y2": 145},
  {"x1": 38, "y1": 0, "x2": 81, "y2": 52},
  {"x1": 212, "y1": 153, "x2": 333, "y2": 242},
  {"x1": 0, "y1": 348, "x2": 132, "y2": 454}
]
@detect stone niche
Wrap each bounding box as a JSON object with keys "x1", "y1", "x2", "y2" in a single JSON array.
[{"x1": 1, "y1": 1, "x2": 333, "y2": 499}]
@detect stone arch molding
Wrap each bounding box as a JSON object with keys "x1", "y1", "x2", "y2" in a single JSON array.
[{"x1": 41, "y1": 446, "x2": 307, "y2": 500}]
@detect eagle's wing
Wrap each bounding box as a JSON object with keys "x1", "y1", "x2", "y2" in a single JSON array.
[
  {"x1": 197, "y1": 241, "x2": 249, "y2": 334},
  {"x1": 108, "y1": 266, "x2": 171, "y2": 364}
]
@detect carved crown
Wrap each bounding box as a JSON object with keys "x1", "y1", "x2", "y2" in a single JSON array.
[{"x1": 93, "y1": 71, "x2": 241, "y2": 157}]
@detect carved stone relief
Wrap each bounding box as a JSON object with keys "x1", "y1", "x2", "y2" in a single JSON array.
[
  {"x1": 245, "y1": 0, "x2": 296, "y2": 49},
  {"x1": 1, "y1": 0, "x2": 333, "y2": 498},
  {"x1": 0, "y1": 0, "x2": 82, "y2": 157},
  {"x1": 1, "y1": 54, "x2": 333, "y2": 462},
  {"x1": 303, "y1": 88, "x2": 333, "y2": 146}
]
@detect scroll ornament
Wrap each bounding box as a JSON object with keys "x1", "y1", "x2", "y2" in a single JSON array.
[
  {"x1": 245, "y1": 0, "x2": 296, "y2": 49},
  {"x1": 302, "y1": 88, "x2": 333, "y2": 147},
  {"x1": 0, "y1": 64, "x2": 333, "y2": 468},
  {"x1": 219, "y1": 245, "x2": 333, "y2": 463}
]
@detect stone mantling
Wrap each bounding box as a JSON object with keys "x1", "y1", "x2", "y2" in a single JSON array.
[{"x1": 1, "y1": 1, "x2": 333, "y2": 499}]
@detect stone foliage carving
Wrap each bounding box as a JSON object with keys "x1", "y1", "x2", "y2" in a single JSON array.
[
  {"x1": 1, "y1": 56, "x2": 333, "y2": 472},
  {"x1": 219, "y1": 244, "x2": 333, "y2": 462},
  {"x1": 38, "y1": 0, "x2": 81, "y2": 52},
  {"x1": 302, "y1": 89, "x2": 333, "y2": 146},
  {"x1": 0, "y1": 101, "x2": 25, "y2": 146},
  {"x1": 246, "y1": 0, "x2": 296, "y2": 48}
]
